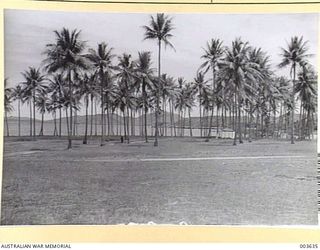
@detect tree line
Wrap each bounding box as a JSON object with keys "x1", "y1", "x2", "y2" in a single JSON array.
[{"x1": 4, "y1": 13, "x2": 317, "y2": 148}]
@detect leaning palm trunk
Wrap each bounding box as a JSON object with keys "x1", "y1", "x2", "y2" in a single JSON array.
[{"x1": 83, "y1": 95, "x2": 89, "y2": 144}]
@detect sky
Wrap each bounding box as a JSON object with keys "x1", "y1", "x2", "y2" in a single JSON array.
[{"x1": 4, "y1": 9, "x2": 319, "y2": 118}]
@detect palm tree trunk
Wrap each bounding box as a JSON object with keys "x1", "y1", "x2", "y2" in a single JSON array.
[
  {"x1": 217, "y1": 107, "x2": 220, "y2": 138},
  {"x1": 33, "y1": 91, "x2": 36, "y2": 140},
  {"x1": 238, "y1": 92, "x2": 243, "y2": 144},
  {"x1": 189, "y1": 108, "x2": 192, "y2": 137},
  {"x1": 5, "y1": 110, "x2": 9, "y2": 137},
  {"x1": 206, "y1": 68, "x2": 215, "y2": 142},
  {"x1": 123, "y1": 110, "x2": 126, "y2": 140},
  {"x1": 18, "y1": 99, "x2": 21, "y2": 137},
  {"x1": 95, "y1": 99, "x2": 97, "y2": 136},
  {"x1": 39, "y1": 112, "x2": 44, "y2": 136},
  {"x1": 291, "y1": 65, "x2": 296, "y2": 144},
  {"x1": 248, "y1": 105, "x2": 252, "y2": 143},
  {"x1": 233, "y1": 93, "x2": 237, "y2": 146},
  {"x1": 29, "y1": 101, "x2": 32, "y2": 137},
  {"x1": 53, "y1": 112, "x2": 57, "y2": 136},
  {"x1": 277, "y1": 102, "x2": 283, "y2": 138},
  {"x1": 172, "y1": 103, "x2": 176, "y2": 137},
  {"x1": 59, "y1": 107, "x2": 62, "y2": 137},
  {"x1": 68, "y1": 71, "x2": 73, "y2": 149},
  {"x1": 100, "y1": 70, "x2": 105, "y2": 146},
  {"x1": 90, "y1": 96, "x2": 93, "y2": 136},
  {"x1": 154, "y1": 39, "x2": 161, "y2": 147},
  {"x1": 73, "y1": 110, "x2": 77, "y2": 136},
  {"x1": 199, "y1": 96, "x2": 202, "y2": 137},
  {"x1": 65, "y1": 109, "x2": 69, "y2": 137},
  {"x1": 298, "y1": 101, "x2": 303, "y2": 140},
  {"x1": 83, "y1": 95, "x2": 89, "y2": 144}
]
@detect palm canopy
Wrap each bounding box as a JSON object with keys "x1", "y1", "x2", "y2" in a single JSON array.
[
  {"x1": 4, "y1": 78, "x2": 13, "y2": 112},
  {"x1": 21, "y1": 67, "x2": 47, "y2": 96},
  {"x1": 278, "y1": 36, "x2": 311, "y2": 76},
  {"x1": 44, "y1": 28, "x2": 88, "y2": 74},
  {"x1": 135, "y1": 51, "x2": 155, "y2": 91},
  {"x1": 220, "y1": 38, "x2": 263, "y2": 91},
  {"x1": 86, "y1": 42, "x2": 115, "y2": 74},
  {"x1": 200, "y1": 39, "x2": 224, "y2": 74},
  {"x1": 296, "y1": 64, "x2": 317, "y2": 103},
  {"x1": 142, "y1": 13, "x2": 175, "y2": 49}
]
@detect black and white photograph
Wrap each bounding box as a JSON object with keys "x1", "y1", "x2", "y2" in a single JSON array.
[{"x1": 1, "y1": 9, "x2": 318, "y2": 225}]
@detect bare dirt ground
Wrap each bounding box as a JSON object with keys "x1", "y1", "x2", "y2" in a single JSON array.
[{"x1": 1, "y1": 136, "x2": 318, "y2": 225}]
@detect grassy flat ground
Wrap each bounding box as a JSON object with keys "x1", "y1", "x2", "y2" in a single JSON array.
[{"x1": 1, "y1": 136, "x2": 318, "y2": 225}]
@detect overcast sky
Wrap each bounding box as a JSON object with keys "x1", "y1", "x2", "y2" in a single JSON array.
[{"x1": 4, "y1": 9, "x2": 318, "y2": 118}]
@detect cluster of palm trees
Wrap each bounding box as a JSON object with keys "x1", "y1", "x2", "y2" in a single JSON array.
[{"x1": 4, "y1": 13, "x2": 317, "y2": 149}]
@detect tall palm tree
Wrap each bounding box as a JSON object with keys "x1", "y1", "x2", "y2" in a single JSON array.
[
  {"x1": 200, "y1": 39, "x2": 224, "y2": 142},
  {"x1": 4, "y1": 79, "x2": 13, "y2": 137},
  {"x1": 135, "y1": 51, "x2": 155, "y2": 142},
  {"x1": 35, "y1": 89, "x2": 48, "y2": 136},
  {"x1": 44, "y1": 27, "x2": 88, "y2": 148},
  {"x1": 220, "y1": 38, "x2": 262, "y2": 145},
  {"x1": 21, "y1": 67, "x2": 47, "y2": 139},
  {"x1": 295, "y1": 64, "x2": 317, "y2": 139},
  {"x1": 48, "y1": 73, "x2": 65, "y2": 137},
  {"x1": 193, "y1": 71, "x2": 209, "y2": 137},
  {"x1": 86, "y1": 42, "x2": 115, "y2": 146},
  {"x1": 11, "y1": 84, "x2": 24, "y2": 137},
  {"x1": 279, "y1": 36, "x2": 311, "y2": 144},
  {"x1": 143, "y1": 13, "x2": 175, "y2": 146}
]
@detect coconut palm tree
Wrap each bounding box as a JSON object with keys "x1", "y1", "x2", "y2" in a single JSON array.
[
  {"x1": 193, "y1": 71, "x2": 209, "y2": 137},
  {"x1": 220, "y1": 38, "x2": 262, "y2": 145},
  {"x1": 143, "y1": 13, "x2": 175, "y2": 146},
  {"x1": 48, "y1": 73, "x2": 65, "y2": 137},
  {"x1": 135, "y1": 51, "x2": 155, "y2": 142},
  {"x1": 295, "y1": 64, "x2": 317, "y2": 139},
  {"x1": 21, "y1": 67, "x2": 47, "y2": 139},
  {"x1": 44, "y1": 27, "x2": 88, "y2": 148},
  {"x1": 78, "y1": 73, "x2": 93, "y2": 144},
  {"x1": 279, "y1": 36, "x2": 311, "y2": 144},
  {"x1": 11, "y1": 84, "x2": 24, "y2": 136},
  {"x1": 4, "y1": 79, "x2": 13, "y2": 137},
  {"x1": 36, "y1": 89, "x2": 49, "y2": 136},
  {"x1": 200, "y1": 39, "x2": 224, "y2": 142},
  {"x1": 86, "y1": 42, "x2": 115, "y2": 146}
]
